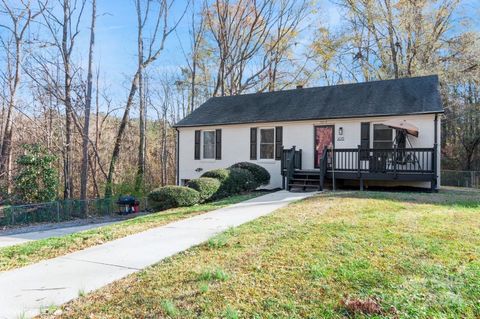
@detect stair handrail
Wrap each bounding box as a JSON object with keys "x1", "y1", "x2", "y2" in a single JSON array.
[
  {"x1": 286, "y1": 146, "x2": 296, "y2": 190},
  {"x1": 295, "y1": 149, "x2": 302, "y2": 170}
]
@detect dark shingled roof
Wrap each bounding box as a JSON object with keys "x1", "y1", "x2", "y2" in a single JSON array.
[{"x1": 174, "y1": 75, "x2": 443, "y2": 127}]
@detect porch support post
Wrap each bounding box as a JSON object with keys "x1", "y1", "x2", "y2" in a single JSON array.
[{"x1": 360, "y1": 178, "x2": 364, "y2": 191}]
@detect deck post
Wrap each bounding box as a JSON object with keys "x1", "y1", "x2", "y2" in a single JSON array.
[
  {"x1": 280, "y1": 146, "x2": 285, "y2": 189},
  {"x1": 332, "y1": 148, "x2": 336, "y2": 191},
  {"x1": 393, "y1": 144, "x2": 398, "y2": 179},
  {"x1": 357, "y1": 145, "x2": 361, "y2": 179},
  {"x1": 360, "y1": 178, "x2": 364, "y2": 191},
  {"x1": 431, "y1": 143, "x2": 438, "y2": 192}
]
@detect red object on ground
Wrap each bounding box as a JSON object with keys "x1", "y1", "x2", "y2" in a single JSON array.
[{"x1": 133, "y1": 201, "x2": 140, "y2": 213}]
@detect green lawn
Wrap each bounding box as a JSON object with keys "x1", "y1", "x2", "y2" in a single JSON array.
[
  {"x1": 0, "y1": 193, "x2": 265, "y2": 271},
  {"x1": 50, "y1": 187, "x2": 480, "y2": 319}
]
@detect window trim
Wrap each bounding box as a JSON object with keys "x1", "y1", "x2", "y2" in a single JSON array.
[
  {"x1": 202, "y1": 130, "x2": 216, "y2": 160},
  {"x1": 258, "y1": 127, "x2": 275, "y2": 161}
]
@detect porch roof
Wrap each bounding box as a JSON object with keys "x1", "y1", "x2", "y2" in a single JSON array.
[{"x1": 174, "y1": 75, "x2": 443, "y2": 128}]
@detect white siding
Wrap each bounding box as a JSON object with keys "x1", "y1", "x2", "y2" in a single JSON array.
[{"x1": 177, "y1": 114, "x2": 440, "y2": 189}]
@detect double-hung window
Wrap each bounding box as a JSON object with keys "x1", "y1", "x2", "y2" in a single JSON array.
[
  {"x1": 259, "y1": 128, "x2": 275, "y2": 159},
  {"x1": 203, "y1": 130, "x2": 215, "y2": 159},
  {"x1": 373, "y1": 124, "x2": 393, "y2": 149}
]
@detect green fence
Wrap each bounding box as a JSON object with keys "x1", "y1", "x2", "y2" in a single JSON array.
[
  {"x1": 0, "y1": 197, "x2": 149, "y2": 227},
  {"x1": 441, "y1": 170, "x2": 480, "y2": 189}
]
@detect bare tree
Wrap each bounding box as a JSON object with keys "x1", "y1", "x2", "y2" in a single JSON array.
[
  {"x1": 105, "y1": 0, "x2": 188, "y2": 197},
  {"x1": 204, "y1": 0, "x2": 309, "y2": 96},
  {"x1": 182, "y1": 0, "x2": 207, "y2": 113},
  {"x1": 39, "y1": 0, "x2": 87, "y2": 199},
  {"x1": 80, "y1": 0, "x2": 96, "y2": 202},
  {"x1": 134, "y1": 0, "x2": 146, "y2": 192},
  {"x1": 0, "y1": 0, "x2": 44, "y2": 193},
  {"x1": 336, "y1": 0, "x2": 463, "y2": 80}
]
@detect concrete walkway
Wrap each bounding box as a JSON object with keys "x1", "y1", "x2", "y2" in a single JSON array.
[
  {"x1": 0, "y1": 190, "x2": 313, "y2": 318},
  {"x1": 0, "y1": 221, "x2": 117, "y2": 248}
]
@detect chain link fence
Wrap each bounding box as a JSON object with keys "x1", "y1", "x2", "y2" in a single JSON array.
[
  {"x1": 441, "y1": 170, "x2": 480, "y2": 189},
  {"x1": 0, "y1": 197, "x2": 150, "y2": 227}
]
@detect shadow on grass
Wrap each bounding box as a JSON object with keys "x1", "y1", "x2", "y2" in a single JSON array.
[{"x1": 311, "y1": 187, "x2": 480, "y2": 208}]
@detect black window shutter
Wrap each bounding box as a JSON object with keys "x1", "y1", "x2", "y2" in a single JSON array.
[
  {"x1": 194, "y1": 130, "x2": 201, "y2": 160},
  {"x1": 250, "y1": 128, "x2": 257, "y2": 160},
  {"x1": 360, "y1": 122, "x2": 370, "y2": 160},
  {"x1": 275, "y1": 126, "x2": 283, "y2": 160},
  {"x1": 215, "y1": 129, "x2": 222, "y2": 160}
]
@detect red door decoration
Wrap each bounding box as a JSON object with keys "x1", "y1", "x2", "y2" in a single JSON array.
[{"x1": 315, "y1": 126, "x2": 334, "y2": 168}]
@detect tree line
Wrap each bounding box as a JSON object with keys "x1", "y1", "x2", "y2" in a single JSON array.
[{"x1": 0, "y1": 0, "x2": 479, "y2": 204}]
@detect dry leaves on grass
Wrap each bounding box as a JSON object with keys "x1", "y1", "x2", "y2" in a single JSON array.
[{"x1": 340, "y1": 295, "x2": 398, "y2": 317}]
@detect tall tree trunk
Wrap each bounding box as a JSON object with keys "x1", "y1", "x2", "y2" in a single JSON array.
[
  {"x1": 190, "y1": 57, "x2": 197, "y2": 113},
  {"x1": 383, "y1": 0, "x2": 399, "y2": 78},
  {"x1": 0, "y1": 35, "x2": 21, "y2": 194},
  {"x1": 104, "y1": 70, "x2": 140, "y2": 197},
  {"x1": 135, "y1": 0, "x2": 145, "y2": 192},
  {"x1": 94, "y1": 69, "x2": 100, "y2": 197},
  {"x1": 104, "y1": 0, "x2": 181, "y2": 196},
  {"x1": 161, "y1": 114, "x2": 168, "y2": 186},
  {"x1": 62, "y1": 0, "x2": 74, "y2": 199},
  {"x1": 80, "y1": 0, "x2": 96, "y2": 202},
  {"x1": 135, "y1": 71, "x2": 146, "y2": 192}
]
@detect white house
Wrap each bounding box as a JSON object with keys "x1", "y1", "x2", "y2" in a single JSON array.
[{"x1": 174, "y1": 75, "x2": 443, "y2": 191}]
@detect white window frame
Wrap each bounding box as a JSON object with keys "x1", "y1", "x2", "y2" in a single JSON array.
[
  {"x1": 202, "y1": 130, "x2": 216, "y2": 160},
  {"x1": 258, "y1": 127, "x2": 275, "y2": 161}
]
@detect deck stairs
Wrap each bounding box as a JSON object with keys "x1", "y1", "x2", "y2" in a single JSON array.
[{"x1": 288, "y1": 170, "x2": 323, "y2": 191}]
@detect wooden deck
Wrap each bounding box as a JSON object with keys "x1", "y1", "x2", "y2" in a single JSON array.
[{"x1": 281, "y1": 146, "x2": 438, "y2": 191}]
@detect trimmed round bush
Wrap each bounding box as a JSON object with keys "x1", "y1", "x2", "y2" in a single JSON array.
[
  {"x1": 216, "y1": 168, "x2": 256, "y2": 197},
  {"x1": 201, "y1": 167, "x2": 258, "y2": 199},
  {"x1": 148, "y1": 186, "x2": 200, "y2": 211},
  {"x1": 187, "y1": 177, "x2": 221, "y2": 202},
  {"x1": 201, "y1": 168, "x2": 230, "y2": 183},
  {"x1": 229, "y1": 162, "x2": 270, "y2": 186}
]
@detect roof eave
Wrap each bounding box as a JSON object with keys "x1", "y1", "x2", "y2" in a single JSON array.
[{"x1": 173, "y1": 110, "x2": 444, "y2": 128}]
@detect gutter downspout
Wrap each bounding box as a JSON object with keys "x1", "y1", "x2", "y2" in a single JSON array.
[{"x1": 175, "y1": 128, "x2": 180, "y2": 186}]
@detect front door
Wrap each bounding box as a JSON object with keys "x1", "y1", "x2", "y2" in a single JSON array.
[{"x1": 314, "y1": 125, "x2": 334, "y2": 168}]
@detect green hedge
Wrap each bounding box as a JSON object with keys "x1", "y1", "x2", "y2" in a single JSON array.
[
  {"x1": 205, "y1": 168, "x2": 255, "y2": 198},
  {"x1": 201, "y1": 168, "x2": 230, "y2": 182},
  {"x1": 187, "y1": 178, "x2": 221, "y2": 202},
  {"x1": 148, "y1": 186, "x2": 200, "y2": 210},
  {"x1": 229, "y1": 162, "x2": 270, "y2": 186}
]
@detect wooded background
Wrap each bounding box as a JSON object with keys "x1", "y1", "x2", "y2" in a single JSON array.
[{"x1": 0, "y1": 0, "x2": 479, "y2": 203}]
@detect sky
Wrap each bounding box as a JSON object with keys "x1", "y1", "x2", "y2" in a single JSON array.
[
  {"x1": 84, "y1": 0, "x2": 343, "y2": 103},
  {"x1": 91, "y1": 0, "x2": 192, "y2": 100},
  {"x1": 0, "y1": 0, "x2": 478, "y2": 111},
  {"x1": 82, "y1": 0, "x2": 479, "y2": 102}
]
